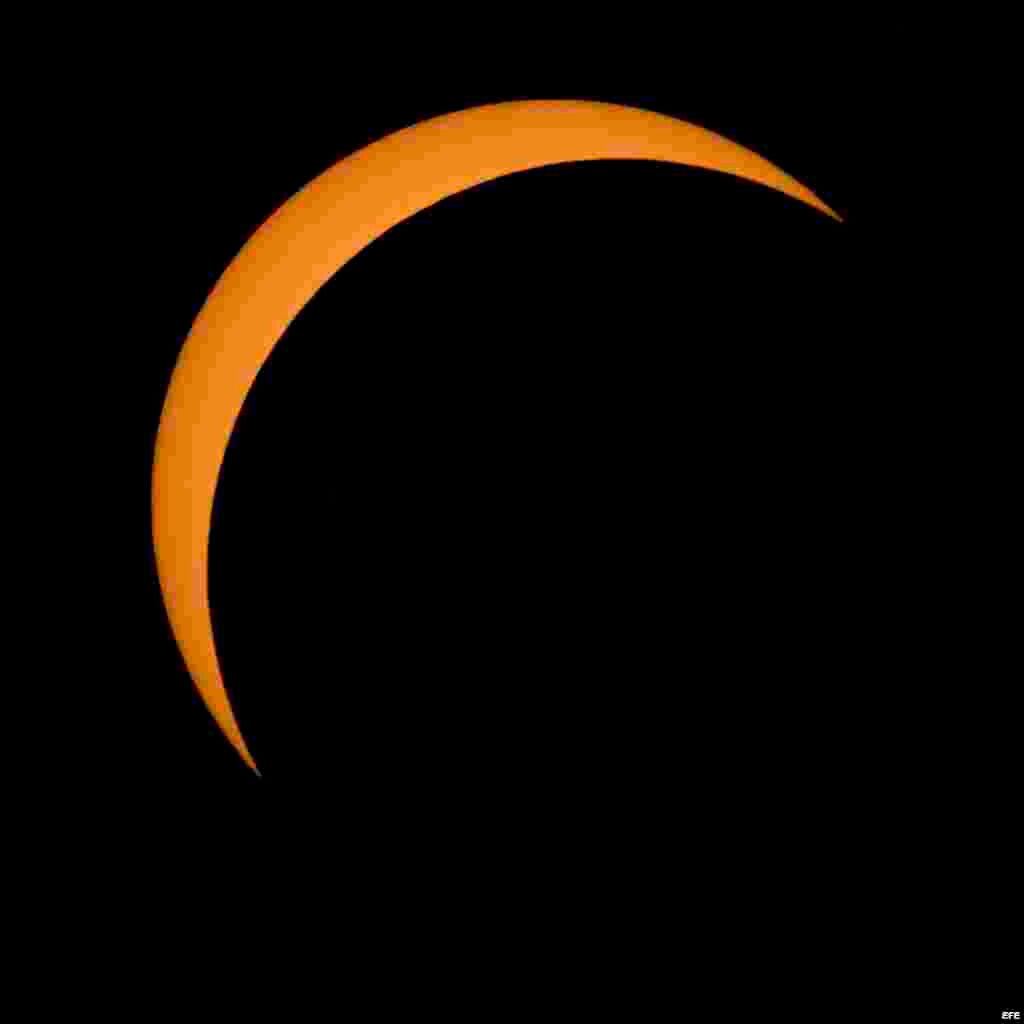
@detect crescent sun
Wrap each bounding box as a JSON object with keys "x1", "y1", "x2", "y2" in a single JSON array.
[{"x1": 152, "y1": 100, "x2": 841, "y2": 773}]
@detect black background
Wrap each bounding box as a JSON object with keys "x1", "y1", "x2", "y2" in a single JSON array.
[{"x1": 107, "y1": 50, "x2": 1015, "y2": 1011}]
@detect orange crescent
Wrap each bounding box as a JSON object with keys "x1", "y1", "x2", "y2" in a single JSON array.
[{"x1": 152, "y1": 100, "x2": 840, "y2": 773}]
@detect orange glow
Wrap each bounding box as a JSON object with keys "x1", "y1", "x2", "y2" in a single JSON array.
[{"x1": 152, "y1": 100, "x2": 840, "y2": 772}]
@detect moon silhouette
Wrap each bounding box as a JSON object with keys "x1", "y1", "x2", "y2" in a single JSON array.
[{"x1": 152, "y1": 100, "x2": 841, "y2": 773}]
